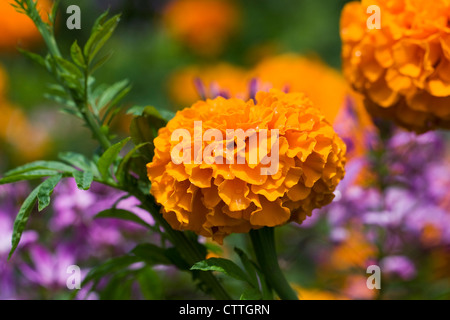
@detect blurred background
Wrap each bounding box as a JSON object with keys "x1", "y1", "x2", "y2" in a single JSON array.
[{"x1": 1, "y1": 0, "x2": 449, "y2": 300}]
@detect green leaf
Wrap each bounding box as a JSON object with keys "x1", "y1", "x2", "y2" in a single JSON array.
[
  {"x1": 191, "y1": 258, "x2": 249, "y2": 283},
  {"x1": 115, "y1": 142, "x2": 150, "y2": 183},
  {"x1": 97, "y1": 137, "x2": 130, "y2": 179},
  {"x1": 53, "y1": 56, "x2": 84, "y2": 82},
  {"x1": 235, "y1": 247, "x2": 259, "y2": 289},
  {"x1": 9, "y1": 184, "x2": 40, "y2": 259},
  {"x1": 90, "y1": 51, "x2": 113, "y2": 74},
  {"x1": 131, "y1": 244, "x2": 172, "y2": 265},
  {"x1": 0, "y1": 170, "x2": 59, "y2": 185},
  {"x1": 137, "y1": 267, "x2": 163, "y2": 300},
  {"x1": 58, "y1": 152, "x2": 98, "y2": 175},
  {"x1": 95, "y1": 79, "x2": 130, "y2": 113},
  {"x1": 84, "y1": 14, "x2": 121, "y2": 64},
  {"x1": 72, "y1": 171, "x2": 94, "y2": 190},
  {"x1": 37, "y1": 174, "x2": 63, "y2": 212},
  {"x1": 130, "y1": 106, "x2": 167, "y2": 160},
  {"x1": 240, "y1": 287, "x2": 263, "y2": 300},
  {"x1": 95, "y1": 208, "x2": 152, "y2": 229},
  {"x1": 70, "y1": 40, "x2": 85, "y2": 68},
  {"x1": 17, "y1": 48, "x2": 46, "y2": 68},
  {"x1": 82, "y1": 255, "x2": 142, "y2": 287},
  {"x1": 3, "y1": 160, "x2": 77, "y2": 177}
]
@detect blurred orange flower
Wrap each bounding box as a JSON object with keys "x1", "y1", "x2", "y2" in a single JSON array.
[
  {"x1": 341, "y1": 0, "x2": 450, "y2": 132},
  {"x1": 0, "y1": 0, "x2": 52, "y2": 51},
  {"x1": 294, "y1": 285, "x2": 348, "y2": 300},
  {"x1": 163, "y1": 0, "x2": 240, "y2": 56},
  {"x1": 0, "y1": 64, "x2": 49, "y2": 161},
  {"x1": 147, "y1": 89, "x2": 346, "y2": 243},
  {"x1": 167, "y1": 63, "x2": 250, "y2": 108},
  {"x1": 329, "y1": 229, "x2": 377, "y2": 271},
  {"x1": 251, "y1": 54, "x2": 349, "y2": 124}
]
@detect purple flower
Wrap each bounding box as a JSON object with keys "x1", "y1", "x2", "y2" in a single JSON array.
[
  {"x1": 20, "y1": 244, "x2": 78, "y2": 289},
  {"x1": 380, "y1": 255, "x2": 416, "y2": 280}
]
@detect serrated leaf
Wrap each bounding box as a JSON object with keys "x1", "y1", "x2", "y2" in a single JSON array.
[
  {"x1": 8, "y1": 184, "x2": 40, "y2": 259},
  {"x1": 84, "y1": 14, "x2": 121, "y2": 64},
  {"x1": 0, "y1": 170, "x2": 59, "y2": 185},
  {"x1": 3, "y1": 160, "x2": 77, "y2": 177},
  {"x1": 37, "y1": 174, "x2": 63, "y2": 212},
  {"x1": 53, "y1": 56, "x2": 84, "y2": 81},
  {"x1": 97, "y1": 137, "x2": 130, "y2": 179},
  {"x1": 17, "y1": 48, "x2": 46, "y2": 68},
  {"x1": 70, "y1": 40, "x2": 85, "y2": 68},
  {"x1": 95, "y1": 208, "x2": 152, "y2": 229},
  {"x1": 72, "y1": 171, "x2": 94, "y2": 190},
  {"x1": 95, "y1": 79, "x2": 130, "y2": 113},
  {"x1": 191, "y1": 258, "x2": 249, "y2": 283},
  {"x1": 44, "y1": 93, "x2": 77, "y2": 109},
  {"x1": 58, "y1": 152, "x2": 98, "y2": 175}
]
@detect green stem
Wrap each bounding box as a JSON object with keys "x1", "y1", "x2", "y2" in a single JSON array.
[
  {"x1": 131, "y1": 188, "x2": 232, "y2": 300},
  {"x1": 250, "y1": 227, "x2": 298, "y2": 300}
]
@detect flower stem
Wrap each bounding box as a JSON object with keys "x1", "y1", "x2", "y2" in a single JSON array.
[
  {"x1": 131, "y1": 189, "x2": 232, "y2": 300},
  {"x1": 250, "y1": 227, "x2": 298, "y2": 300}
]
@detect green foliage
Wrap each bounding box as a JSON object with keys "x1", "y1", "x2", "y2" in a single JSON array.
[
  {"x1": 37, "y1": 174, "x2": 63, "y2": 211},
  {"x1": 129, "y1": 106, "x2": 168, "y2": 161},
  {"x1": 97, "y1": 137, "x2": 130, "y2": 180},
  {"x1": 95, "y1": 208, "x2": 153, "y2": 229},
  {"x1": 72, "y1": 170, "x2": 94, "y2": 190},
  {"x1": 8, "y1": 185, "x2": 41, "y2": 260},
  {"x1": 191, "y1": 248, "x2": 273, "y2": 300}
]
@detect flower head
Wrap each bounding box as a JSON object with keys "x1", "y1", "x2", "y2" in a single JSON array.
[
  {"x1": 341, "y1": 0, "x2": 450, "y2": 132},
  {"x1": 148, "y1": 89, "x2": 346, "y2": 243}
]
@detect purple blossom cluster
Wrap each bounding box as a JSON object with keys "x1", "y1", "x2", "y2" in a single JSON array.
[
  {"x1": 303, "y1": 102, "x2": 450, "y2": 282},
  {"x1": 0, "y1": 179, "x2": 154, "y2": 299}
]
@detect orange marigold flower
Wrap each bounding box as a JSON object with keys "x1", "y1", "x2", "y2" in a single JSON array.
[
  {"x1": 163, "y1": 0, "x2": 240, "y2": 56},
  {"x1": 168, "y1": 54, "x2": 375, "y2": 160},
  {"x1": 341, "y1": 0, "x2": 450, "y2": 132},
  {"x1": 147, "y1": 89, "x2": 347, "y2": 243},
  {"x1": 0, "y1": 0, "x2": 52, "y2": 51}
]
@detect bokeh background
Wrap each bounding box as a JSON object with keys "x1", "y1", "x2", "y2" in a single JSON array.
[{"x1": 1, "y1": 0, "x2": 449, "y2": 300}]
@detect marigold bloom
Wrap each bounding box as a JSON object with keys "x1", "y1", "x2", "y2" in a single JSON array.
[
  {"x1": 163, "y1": 0, "x2": 239, "y2": 56},
  {"x1": 168, "y1": 54, "x2": 375, "y2": 160},
  {"x1": 0, "y1": 0, "x2": 52, "y2": 51},
  {"x1": 341, "y1": 0, "x2": 450, "y2": 132},
  {"x1": 147, "y1": 89, "x2": 346, "y2": 243}
]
